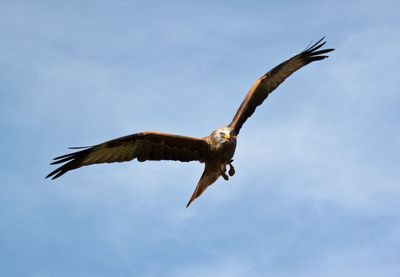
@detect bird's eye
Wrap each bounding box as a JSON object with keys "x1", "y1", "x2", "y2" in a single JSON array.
[{"x1": 219, "y1": 132, "x2": 225, "y2": 136}]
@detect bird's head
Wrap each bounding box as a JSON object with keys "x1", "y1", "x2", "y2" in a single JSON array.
[{"x1": 210, "y1": 127, "x2": 236, "y2": 144}]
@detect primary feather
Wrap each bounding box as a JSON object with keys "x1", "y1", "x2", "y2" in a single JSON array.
[
  {"x1": 46, "y1": 132, "x2": 209, "y2": 179},
  {"x1": 228, "y1": 37, "x2": 334, "y2": 135}
]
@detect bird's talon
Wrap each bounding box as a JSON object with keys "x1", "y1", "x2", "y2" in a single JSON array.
[{"x1": 228, "y1": 163, "x2": 235, "y2": 176}]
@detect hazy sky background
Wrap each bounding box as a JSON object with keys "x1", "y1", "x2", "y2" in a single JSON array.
[{"x1": 1, "y1": 1, "x2": 399, "y2": 276}]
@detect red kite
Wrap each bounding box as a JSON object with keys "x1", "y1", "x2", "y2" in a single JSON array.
[{"x1": 47, "y1": 38, "x2": 334, "y2": 207}]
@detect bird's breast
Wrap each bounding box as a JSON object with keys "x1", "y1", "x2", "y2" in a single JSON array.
[{"x1": 210, "y1": 140, "x2": 236, "y2": 161}]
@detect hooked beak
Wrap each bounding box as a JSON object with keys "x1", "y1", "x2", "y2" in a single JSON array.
[{"x1": 224, "y1": 133, "x2": 236, "y2": 141}]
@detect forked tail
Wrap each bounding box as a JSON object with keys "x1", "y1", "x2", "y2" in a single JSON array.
[{"x1": 186, "y1": 161, "x2": 221, "y2": 207}]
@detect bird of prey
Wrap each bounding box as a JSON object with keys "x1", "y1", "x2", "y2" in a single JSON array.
[{"x1": 47, "y1": 37, "x2": 334, "y2": 207}]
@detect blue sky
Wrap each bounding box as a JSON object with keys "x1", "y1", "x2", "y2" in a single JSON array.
[{"x1": 1, "y1": 0, "x2": 399, "y2": 276}]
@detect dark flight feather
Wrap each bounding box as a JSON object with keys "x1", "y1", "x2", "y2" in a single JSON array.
[
  {"x1": 228, "y1": 37, "x2": 334, "y2": 135},
  {"x1": 46, "y1": 132, "x2": 210, "y2": 180}
]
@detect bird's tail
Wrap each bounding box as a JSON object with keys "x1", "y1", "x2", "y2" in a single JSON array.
[{"x1": 186, "y1": 162, "x2": 221, "y2": 207}]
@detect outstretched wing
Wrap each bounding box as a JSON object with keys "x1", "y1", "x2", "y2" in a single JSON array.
[
  {"x1": 46, "y1": 132, "x2": 210, "y2": 179},
  {"x1": 228, "y1": 37, "x2": 334, "y2": 135}
]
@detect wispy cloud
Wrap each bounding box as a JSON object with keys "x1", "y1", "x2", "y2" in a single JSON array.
[{"x1": 1, "y1": 0, "x2": 399, "y2": 276}]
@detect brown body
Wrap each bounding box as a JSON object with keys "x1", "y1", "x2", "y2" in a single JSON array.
[{"x1": 47, "y1": 38, "x2": 334, "y2": 207}]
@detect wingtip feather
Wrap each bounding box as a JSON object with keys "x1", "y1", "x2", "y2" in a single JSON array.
[
  {"x1": 303, "y1": 37, "x2": 334, "y2": 55},
  {"x1": 45, "y1": 170, "x2": 57, "y2": 179},
  {"x1": 46, "y1": 166, "x2": 69, "y2": 180}
]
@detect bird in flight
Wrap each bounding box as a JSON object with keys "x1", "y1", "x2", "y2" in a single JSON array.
[{"x1": 47, "y1": 37, "x2": 334, "y2": 207}]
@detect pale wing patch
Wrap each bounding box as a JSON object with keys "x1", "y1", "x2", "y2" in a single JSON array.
[{"x1": 82, "y1": 142, "x2": 140, "y2": 165}]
